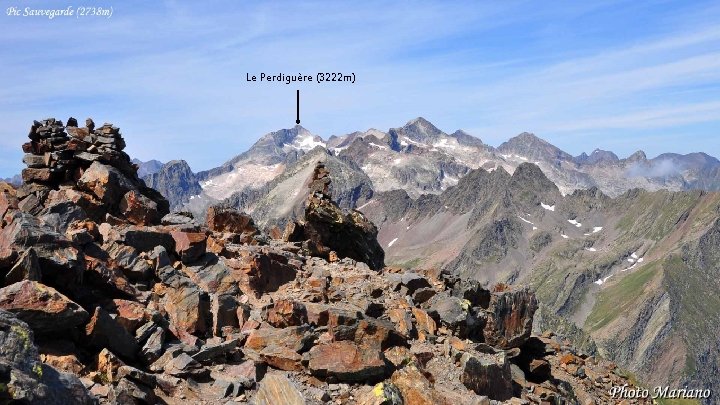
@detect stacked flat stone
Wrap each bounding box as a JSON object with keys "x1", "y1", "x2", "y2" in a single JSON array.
[
  {"x1": 21, "y1": 118, "x2": 74, "y2": 184},
  {"x1": 21, "y1": 117, "x2": 130, "y2": 186},
  {"x1": 66, "y1": 119, "x2": 127, "y2": 164}
]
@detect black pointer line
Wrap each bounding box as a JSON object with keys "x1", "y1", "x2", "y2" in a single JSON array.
[{"x1": 296, "y1": 90, "x2": 300, "y2": 125}]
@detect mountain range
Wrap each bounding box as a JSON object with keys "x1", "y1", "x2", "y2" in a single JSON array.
[{"x1": 145, "y1": 118, "x2": 720, "y2": 215}]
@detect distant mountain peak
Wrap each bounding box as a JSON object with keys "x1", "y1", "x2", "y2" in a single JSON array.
[
  {"x1": 450, "y1": 129, "x2": 485, "y2": 148},
  {"x1": 393, "y1": 117, "x2": 445, "y2": 144},
  {"x1": 626, "y1": 150, "x2": 647, "y2": 162},
  {"x1": 498, "y1": 132, "x2": 573, "y2": 162},
  {"x1": 575, "y1": 149, "x2": 619, "y2": 165},
  {"x1": 406, "y1": 116, "x2": 434, "y2": 127}
]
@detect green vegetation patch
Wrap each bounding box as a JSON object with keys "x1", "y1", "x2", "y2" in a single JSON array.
[{"x1": 585, "y1": 261, "x2": 660, "y2": 331}]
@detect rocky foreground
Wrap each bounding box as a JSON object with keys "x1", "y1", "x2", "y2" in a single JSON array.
[{"x1": 0, "y1": 118, "x2": 650, "y2": 404}]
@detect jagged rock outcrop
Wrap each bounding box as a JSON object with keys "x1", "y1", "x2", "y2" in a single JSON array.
[{"x1": 283, "y1": 162, "x2": 385, "y2": 270}]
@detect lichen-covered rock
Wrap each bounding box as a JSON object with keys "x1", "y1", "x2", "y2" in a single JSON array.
[{"x1": 0, "y1": 309, "x2": 94, "y2": 404}]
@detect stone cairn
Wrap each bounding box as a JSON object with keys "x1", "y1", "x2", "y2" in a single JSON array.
[
  {"x1": 22, "y1": 117, "x2": 130, "y2": 185},
  {"x1": 15, "y1": 116, "x2": 167, "y2": 224},
  {"x1": 307, "y1": 161, "x2": 331, "y2": 197}
]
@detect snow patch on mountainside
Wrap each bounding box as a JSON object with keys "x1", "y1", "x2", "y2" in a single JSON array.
[
  {"x1": 201, "y1": 163, "x2": 284, "y2": 200},
  {"x1": 568, "y1": 219, "x2": 582, "y2": 227}
]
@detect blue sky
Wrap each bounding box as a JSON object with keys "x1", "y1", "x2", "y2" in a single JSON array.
[{"x1": 1, "y1": 0, "x2": 719, "y2": 177}]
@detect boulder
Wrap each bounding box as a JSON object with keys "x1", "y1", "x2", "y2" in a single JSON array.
[
  {"x1": 303, "y1": 195, "x2": 385, "y2": 270},
  {"x1": 211, "y1": 293, "x2": 239, "y2": 337},
  {"x1": 0, "y1": 310, "x2": 95, "y2": 404},
  {"x1": 254, "y1": 373, "x2": 306, "y2": 405},
  {"x1": 428, "y1": 294, "x2": 470, "y2": 336},
  {"x1": 326, "y1": 310, "x2": 402, "y2": 350},
  {"x1": 355, "y1": 382, "x2": 404, "y2": 405},
  {"x1": 388, "y1": 308, "x2": 414, "y2": 337},
  {"x1": 245, "y1": 325, "x2": 315, "y2": 353},
  {"x1": 390, "y1": 364, "x2": 435, "y2": 405},
  {"x1": 171, "y1": 231, "x2": 207, "y2": 264},
  {"x1": 158, "y1": 267, "x2": 211, "y2": 345},
  {"x1": 308, "y1": 341, "x2": 386, "y2": 383},
  {"x1": 206, "y1": 205, "x2": 257, "y2": 234},
  {"x1": 192, "y1": 338, "x2": 239, "y2": 363},
  {"x1": 180, "y1": 255, "x2": 238, "y2": 296},
  {"x1": 266, "y1": 299, "x2": 308, "y2": 328},
  {"x1": 120, "y1": 190, "x2": 160, "y2": 226},
  {"x1": 163, "y1": 353, "x2": 205, "y2": 378},
  {"x1": 0, "y1": 191, "x2": 19, "y2": 220},
  {"x1": 21, "y1": 168, "x2": 55, "y2": 183},
  {"x1": 412, "y1": 307, "x2": 437, "y2": 337},
  {"x1": 259, "y1": 345, "x2": 304, "y2": 371},
  {"x1": 85, "y1": 307, "x2": 139, "y2": 360},
  {"x1": 459, "y1": 351, "x2": 513, "y2": 401},
  {"x1": 122, "y1": 227, "x2": 175, "y2": 253},
  {"x1": 225, "y1": 247, "x2": 299, "y2": 297},
  {"x1": 106, "y1": 299, "x2": 148, "y2": 334},
  {"x1": 109, "y1": 377, "x2": 156, "y2": 404},
  {"x1": 97, "y1": 348, "x2": 126, "y2": 383},
  {"x1": 399, "y1": 272, "x2": 431, "y2": 295},
  {"x1": 0, "y1": 212, "x2": 84, "y2": 289},
  {"x1": 483, "y1": 287, "x2": 537, "y2": 349},
  {"x1": 4, "y1": 248, "x2": 42, "y2": 285},
  {"x1": 37, "y1": 202, "x2": 87, "y2": 234},
  {"x1": 0, "y1": 281, "x2": 88, "y2": 333},
  {"x1": 139, "y1": 326, "x2": 165, "y2": 365},
  {"x1": 78, "y1": 161, "x2": 136, "y2": 205}
]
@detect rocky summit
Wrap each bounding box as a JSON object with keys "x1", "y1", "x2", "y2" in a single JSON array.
[{"x1": 0, "y1": 118, "x2": 650, "y2": 404}]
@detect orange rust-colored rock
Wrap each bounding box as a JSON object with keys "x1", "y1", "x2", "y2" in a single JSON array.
[
  {"x1": 170, "y1": 231, "x2": 207, "y2": 264},
  {"x1": 0, "y1": 280, "x2": 89, "y2": 333},
  {"x1": 120, "y1": 190, "x2": 160, "y2": 226},
  {"x1": 266, "y1": 299, "x2": 308, "y2": 328},
  {"x1": 391, "y1": 364, "x2": 435, "y2": 405},
  {"x1": 107, "y1": 298, "x2": 148, "y2": 334},
  {"x1": 482, "y1": 286, "x2": 537, "y2": 349},
  {"x1": 206, "y1": 206, "x2": 257, "y2": 234},
  {"x1": 308, "y1": 340, "x2": 386, "y2": 383},
  {"x1": 412, "y1": 307, "x2": 437, "y2": 337}
]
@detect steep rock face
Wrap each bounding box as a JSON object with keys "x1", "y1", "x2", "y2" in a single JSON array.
[
  {"x1": 143, "y1": 160, "x2": 202, "y2": 210},
  {"x1": 141, "y1": 119, "x2": 720, "y2": 227},
  {"x1": 196, "y1": 125, "x2": 322, "y2": 202}
]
